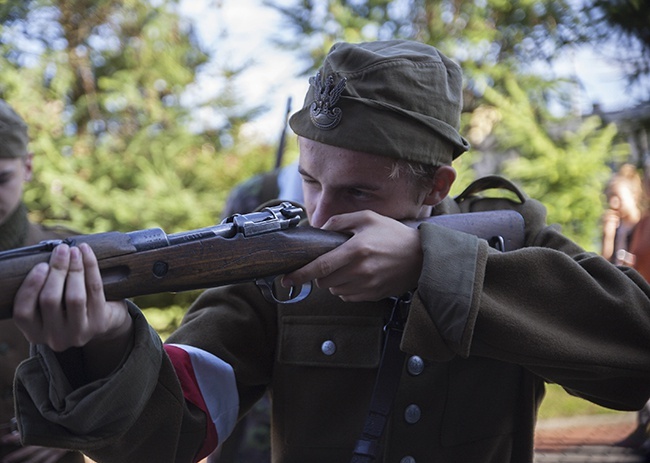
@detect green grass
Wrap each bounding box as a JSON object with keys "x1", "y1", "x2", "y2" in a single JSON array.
[{"x1": 538, "y1": 383, "x2": 624, "y2": 420}]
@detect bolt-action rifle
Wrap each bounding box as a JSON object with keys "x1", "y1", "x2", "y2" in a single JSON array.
[{"x1": 0, "y1": 203, "x2": 525, "y2": 319}]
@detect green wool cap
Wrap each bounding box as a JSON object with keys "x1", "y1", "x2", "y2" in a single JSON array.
[
  {"x1": 289, "y1": 40, "x2": 470, "y2": 166},
  {"x1": 0, "y1": 99, "x2": 29, "y2": 158}
]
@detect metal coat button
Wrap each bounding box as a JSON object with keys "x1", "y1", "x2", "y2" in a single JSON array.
[
  {"x1": 321, "y1": 340, "x2": 336, "y2": 356},
  {"x1": 407, "y1": 355, "x2": 424, "y2": 376},
  {"x1": 400, "y1": 457, "x2": 416, "y2": 463},
  {"x1": 404, "y1": 404, "x2": 421, "y2": 424}
]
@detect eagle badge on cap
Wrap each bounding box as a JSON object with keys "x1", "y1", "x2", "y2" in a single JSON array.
[{"x1": 309, "y1": 72, "x2": 346, "y2": 130}]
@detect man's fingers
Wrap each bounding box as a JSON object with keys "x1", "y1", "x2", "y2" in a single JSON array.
[
  {"x1": 39, "y1": 244, "x2": 71, "y2": 309},
  {"x1": 313, "y1": 261, "x2": 362, "y2": 290},
  {"x1": 14, "y1": 244, "x2": 75, "y2": 346},
  {"x1": 320, "y1": 211, "x2": 367, "y2": 233},
  {"x1": 284, "y1": 214, "x2": 360, "y2": 285},
  {"x1": 282, "y1": 244, "x2": 351, "y2": 287},
  {"x1": 39, "y1": 244, "x2": 71, "y2": 340},
  {"x1": 79, "y1": 242, "x2": 105, "y2": 312},
  {"x1": 13, "y1": 262, "x2": 49, "y2": 335},
  {"x1": 12, "y1": 242, "x2": 122, "y2": 353},
  {"x1": 282, "y1": 214, "x2": 372, "y2": 288},
  {"x1": 64, "y1": 245, "x2": 88, "y2": 336}
]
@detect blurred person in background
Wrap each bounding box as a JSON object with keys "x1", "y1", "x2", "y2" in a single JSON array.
[
  {"x1": 0, "y1": 99, "x2": 85, "y2": 463},
  {"x1": 630, "y1": 166, "x2": 650, "y2": 282},
  {"x1": 221, "y1": 161, "x2": 303, "y2": 218},
  {"x1": 601, "y1": 163, "x2": 643, "y2": 267},
  {"x1": 617, "y1": 164, "x2": 650, "y2": 458}
]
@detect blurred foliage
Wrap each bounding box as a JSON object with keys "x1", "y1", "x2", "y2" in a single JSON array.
[
  {"x1": 481, "y1": 74, "x2": 627, "y2": 249},
  {"x1": 538, "y1": 383, "x2": 622, "y2": 419},
  {"x1": 267, "y1": 0, "x2": 588, "y2": 100},
  {"x1": 0, "y1": 0, "x2": 277, "y2": 234},
  {"x1": 0, "y1": 0, "x2": 283, "y2": 328}
]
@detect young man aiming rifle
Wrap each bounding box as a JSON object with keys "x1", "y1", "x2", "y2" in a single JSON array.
[{"x1": 9, "y1": 41, "x2": 650, "y2": 463}]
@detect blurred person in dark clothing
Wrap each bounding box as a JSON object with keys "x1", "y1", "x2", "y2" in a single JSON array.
[{"x1": 0, "y1": 99, "x2": 84, "y2": 463}]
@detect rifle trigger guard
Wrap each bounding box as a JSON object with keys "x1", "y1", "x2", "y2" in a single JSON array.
[{"x1": 255, "y1": 277, "x2": 312, "y2": 304}]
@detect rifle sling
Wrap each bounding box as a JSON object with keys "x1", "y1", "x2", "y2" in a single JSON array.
[{"x1": 351, "y1": 294, "x2": 412, "y2": 463}]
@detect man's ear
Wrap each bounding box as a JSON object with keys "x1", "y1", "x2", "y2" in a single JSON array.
[{"x1": 422, "y1": 166, "x2": 456, "y2": 206}]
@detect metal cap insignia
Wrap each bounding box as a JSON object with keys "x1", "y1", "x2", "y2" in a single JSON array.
[{"x1": 309, "y1": 72, "x2": 347, "y2": 130}]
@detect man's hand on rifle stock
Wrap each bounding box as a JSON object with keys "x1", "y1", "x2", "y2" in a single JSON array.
[
  {"x1": 282, "y1": 210, "x2": 423, "y2": 302},
  {"x1": 13, "y1": 242, "x2": 133, "y2": 380}
]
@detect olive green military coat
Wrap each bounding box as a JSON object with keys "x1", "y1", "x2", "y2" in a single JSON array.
[{"x1": 13, "y1": 180, "x2": 650, "y2": 463}]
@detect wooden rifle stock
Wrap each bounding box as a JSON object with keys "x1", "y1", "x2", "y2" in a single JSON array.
[{"x1": 0, "y1": 204, "x2": 524, "y2": 319}]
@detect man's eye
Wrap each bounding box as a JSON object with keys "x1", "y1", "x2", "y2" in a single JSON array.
[
  {"x1": 347, "y1": 188, "x2": 368, "y2": 198},
  {"x1": 302, "y1": 178, "x2": 319, "y2": 187}
]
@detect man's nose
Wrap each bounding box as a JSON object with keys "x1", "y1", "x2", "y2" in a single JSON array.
[{"x1": 309, "y1": 195, "x2": 339, "y2": 228}]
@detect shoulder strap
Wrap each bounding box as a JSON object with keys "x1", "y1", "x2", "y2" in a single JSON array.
[
  {"x1": 351, "y1": 295, "x2": 411, "y2": 463},
  {"x1": 454, "y1": 175, "x2": 526, "y2": 205},
  {"x1": 454, "y1": 175, "x2": 529, "y2": 215}
]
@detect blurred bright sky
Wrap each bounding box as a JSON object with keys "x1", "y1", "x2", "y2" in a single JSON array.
[
  {"x1": 178, "y1": 0, "x2": 641, "y2": 140},
  {"x1": 178, "y1": 0, "x2": 307, "y2": 141}
]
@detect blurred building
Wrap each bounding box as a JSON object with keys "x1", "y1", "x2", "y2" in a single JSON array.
[{"x1": 592, "y1": 101, "x2": 650, "y2": 169}]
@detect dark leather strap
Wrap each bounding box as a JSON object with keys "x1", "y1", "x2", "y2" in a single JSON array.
[
  {"x1": 351, "y1": 294, "x2": 412, "y2": 463},
  {"x1": 454, "y1": 175, "x2": 526, "y2": 205}
]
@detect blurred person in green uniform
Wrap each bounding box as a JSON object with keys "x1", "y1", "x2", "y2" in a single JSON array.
[{"x1": 0, "y1": 99, "x2": 85, "y2": 463}]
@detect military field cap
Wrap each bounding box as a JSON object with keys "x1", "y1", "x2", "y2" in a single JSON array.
[
  {"x1": 289, "y1": 40, "x2": 470, "y2": 166},
  {"x1": 0, "y1": 99, "x2": 29, "y2": 158}
]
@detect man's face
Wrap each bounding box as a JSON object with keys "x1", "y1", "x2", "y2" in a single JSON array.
[
  {"x1": 298, "y1": 137, "x2": 434, "y2": 228},
  {"x1": 0, "y1": 155, "x2": 32, "y2": 226}
]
